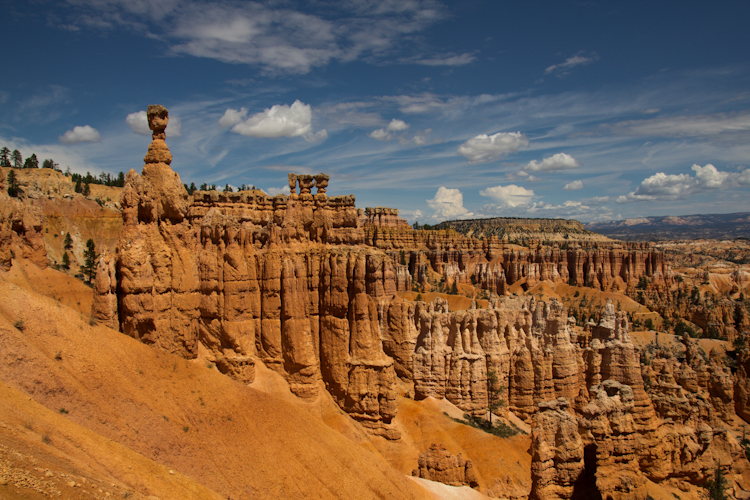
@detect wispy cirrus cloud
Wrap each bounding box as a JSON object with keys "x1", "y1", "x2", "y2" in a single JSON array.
[
  {"x1": 400, "y1": 51, "x2": 477, "y2": 67},
  {"x1": 59, "y1": 0, "x2": 448, "y2": 74},
  {"x1": 545, "y1": 51, "x2": 598, "y2": 76},
  {"x1": 607, "y1": 111, "x2": 750, "y2": 138}
]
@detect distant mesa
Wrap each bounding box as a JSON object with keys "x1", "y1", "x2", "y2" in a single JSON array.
[
  {"x1": 434, "y1": 216, "x2": 611, "y2": 243},
  {"x1": 586, "y1": 212, "x2": 750, "y2": 240}
]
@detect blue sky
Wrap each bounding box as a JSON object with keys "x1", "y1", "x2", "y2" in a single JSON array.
[{"x1": 2, "y1": 0, "x2": 749, "y2": 223}]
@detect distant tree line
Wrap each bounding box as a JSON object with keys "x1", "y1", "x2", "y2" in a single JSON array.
[
  {"x1": 184, "y1": 182, "x2": 256, "y2": 195},
  {"x1": 2, "y1": 144, "x2": 127, "y2": 198},
  {"x1": 1, "y1": 146, "x2": 60, "y2": 171},
  {"x1": 3, "y1": 145, "x2": 258, "y2": 199}
]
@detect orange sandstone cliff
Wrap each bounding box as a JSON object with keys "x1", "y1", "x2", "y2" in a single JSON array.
[{"x1": 90, "y1": 105, "x2": 750, "y2": 499}]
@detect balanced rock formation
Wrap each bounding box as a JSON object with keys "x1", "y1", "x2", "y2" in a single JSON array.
[{"x1": 412, "y1": 443, "x2": 479, "y2": 488}]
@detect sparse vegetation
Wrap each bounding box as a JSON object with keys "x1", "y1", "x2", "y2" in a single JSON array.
[
  {"x1": 444, "y1": 412, "x2": 523, "y2": 438},
  {"x1": 704, "y1": 466, "x2": 727, "y2": 500},
  {"x1": 80, "y1": 238, "x2": 99, "y2": 283},
  {"x1": 7, "y1": 169, "x2": 21, "y2": 197}
]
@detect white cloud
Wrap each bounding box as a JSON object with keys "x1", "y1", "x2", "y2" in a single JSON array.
[
  {"x1": 387, "y1": 119, "x2": 409, "y2": 132},
  {"x1": 266, "y1": 186, "x2": 290, "y2": 196},
  {"x1": 617, "y1": 163, "x2": 740, "y2": 202},
  {"x1": 427, "y1": 187, "x2": 473, "y2": 220},
  {"x1": 370, "y1": 128, "x2": 389, "y2": 140},
  {"x1": 564, "y1": 180, "x2": 583, "y2": 191},
  {"x1": 523, "y1": 152, "x2": 580, "y2": 172},
  {"x1": 370, "y1": 118, "x2": 409, "y2": 141},
  {"x1": 406, "y1": 52, "x2": 477, "y2": 67},
  {"x1": 64, "y1": 2, "x2": 446, "y2": 74},
  {"x1": 545, "y1": 52, "x2": 598, "y2": 75},
  {"x1": 59, "y1": 125, "x2": 101, "y2": 144},
  {"x1": 126, "y1": 111, "x2": 150, "y2": 135},
  {"x1": 126, "y1": 110, "x2": 181, "y2": 137},
  {"x1": 457, "y1": 131, "x2": 529, "y2": 164},
  {"x1": 738, "y1": 169, "x2": 750, "y2": 185},
  {"x1": 227, "y1": 100, "x2": 326, "y2": 142},
  {"x1": 167, "y1": 116, "x2": 182, "y2": 136},
  {"x1": 479, "y1": 184, "x2": 535, "y2": 207},
  {"x1": 219, "y1": 107, "x2": 248, "y2": 129},
  {"x1": 609, "y1": 112, "x2": 750, "y2": 138}
]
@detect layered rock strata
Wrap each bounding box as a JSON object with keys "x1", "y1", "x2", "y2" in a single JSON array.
[
  {"x1": 364, "y1": 227, "x2": 669, "y2": 293},
  {"x1": 0, "y1": 168, "x2": 47, "y2": 270},
  {"x1": 94, "y1": 106, "x2": 746, "y2": 495},
  {"x1": 360, "y1": 207, "x2": 411, "y2": 229},
  {"x1": 411, "y1": 444, "x2": 479, "y2": 488}
]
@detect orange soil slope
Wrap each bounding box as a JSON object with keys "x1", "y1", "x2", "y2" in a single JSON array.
[
  {"x1": 0, "y1": 270, "x2": 433, "y2": 500},
  {"x1": 0, "y1": 381, "x2": 222, "y2": 500}
]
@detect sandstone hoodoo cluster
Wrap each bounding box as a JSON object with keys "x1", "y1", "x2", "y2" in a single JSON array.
[{"x1": 86, "y1": 106, "x2": 749, "y2": 498}]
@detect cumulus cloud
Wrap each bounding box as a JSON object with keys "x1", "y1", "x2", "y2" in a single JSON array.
[
  {"x1": 479, "y1": 184, "x2": 535, "y2": 207},
  {"x1": 692, "y1": 163, "x2": 729, "y2": 188},
  {"x1": 370, "y1": 118, "x2": 409, "y2": 141},
  {"x1": 224, "y1": 100, "x2": 326, "y2": 142},
  {"x1": 126, "y1": 111, "x2": 181, "y2": 137},
  {"x1": 427, "y1": 187, "x2": 473, "y2": 220},
  {"x1": 564, "y1": 180, "x2": 584, "y2": 191},
  {"x1": 59, "y1": 125, "x2": 101, "y2": 144},
  {"x1": 219, "y1": 107, "x2": 247, "y2": 129},
  {"x1": 617, "y1": 164, "x2": 744, "y2": 202},
  {"x1": 523, "y1": 152, "x2": 580, "y2": 172},
  {"x1": 457, "y1": 132, "x2": 529, "y2": 164},
  {"x1": 126, "y1": 111, "x2": 151, "y2": 135},
  {"x1": 545, "y1": 52, "x2": 598, "y2": 75},
  {"x1": 266, "y1": 185, "x2": 290, "y2": 196}
]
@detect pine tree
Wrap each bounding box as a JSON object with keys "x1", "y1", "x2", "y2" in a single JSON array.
[
  {"x1": 11, "y1": 149, "x2": 23, "y2": 169},
  {"x1": 486, "y1": 369, "x2": 507, "y2": 427},
  {"x1": 80, "y1": 239, "x2": 98, "y2": 283},
  {"x1": 82, "y1": 182, "x2": 91, "y2": 196},
  {"x1": 75, "y1": 179, "x2": 82, "y2": 193},
  {"x1": 23, "y1": 154, "x2": 39, "y2": 169},
  {"x1": 705, "y1": 466, "x2": 727, "y2": 500},
  {"x1": 64, "y1": 232, "x2": 73, "y2": 250},
  {"x1": 62, "y1": 251, "x2": 70, "y2": 270},
  {"x1": 0, "y1": 147, "x2": 10, "y2": 168},
  {"x1": 6, "y1": 169, "x2": 20, "y2": 197},
  {"x1": 450, "y1": 280, "x2": 458, "y2": 295}
]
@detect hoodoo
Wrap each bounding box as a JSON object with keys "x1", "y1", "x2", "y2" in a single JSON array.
[{"x1": 90, "y1": 105, "x2": 750, "y2": 498}]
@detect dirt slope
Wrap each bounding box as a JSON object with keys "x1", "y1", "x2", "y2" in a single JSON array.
[{"x1": 0, "y1": 266, "x2": 433, "y2": 500}]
